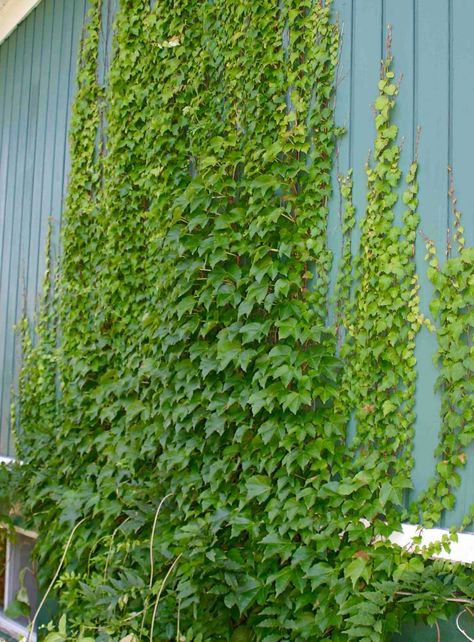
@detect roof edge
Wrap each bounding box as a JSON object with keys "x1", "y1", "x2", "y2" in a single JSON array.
[{"x1": 0, "y1": 0, "x2": 42, "y2": 46}]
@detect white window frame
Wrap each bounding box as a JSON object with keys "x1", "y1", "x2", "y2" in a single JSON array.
[{"x1": 0, "y1": 524, "x2": 38, "y2": 642}]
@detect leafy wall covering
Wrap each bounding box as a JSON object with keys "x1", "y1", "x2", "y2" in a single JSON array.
[{"x1": 1, "y1": 1, "x2": 473, "y2": 641}]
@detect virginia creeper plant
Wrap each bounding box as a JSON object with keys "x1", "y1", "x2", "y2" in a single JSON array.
[{"x1": 2, "y1": 1, "x2": 473, "y2": 641}]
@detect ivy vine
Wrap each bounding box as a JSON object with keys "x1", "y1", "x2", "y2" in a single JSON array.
[
  {"x1": 1, "y1": 2, "x2": 473, "y2": 642},
  {"x1": 411, "y1": 176, "x2": 474, "y2": 530},
  {"x1": 337, "y1": 50, "x2": 423, "y2": 492}
]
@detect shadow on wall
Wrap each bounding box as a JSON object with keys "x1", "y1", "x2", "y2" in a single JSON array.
[{"x1": 394, "y1": 613, "x2": 474, "y2": 641}]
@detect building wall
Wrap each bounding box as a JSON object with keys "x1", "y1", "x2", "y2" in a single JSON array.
[{"x1": 0, "y1": 1, "x2": 472, "y2": 639}]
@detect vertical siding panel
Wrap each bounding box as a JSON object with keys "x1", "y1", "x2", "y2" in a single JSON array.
[
  {"x1": 333, "y1": 0, "x2": 353, "y2": 174},
  {"x1": 442, "y1": 0, "x2": 474, "y2": 527},
  {"x1": 0, "y1": 29, "x2": 23, "y2": 454},
  {"x1": 410, "y1": 0, "x2": 450, "y2": 511},
  {"x1": 98, "y1": 0, "x2": 109, "y2": 86},
  {"x1": 36, "y1": 0, "x2": 65, "y2": 300},
  {"x1": 0, "y1": 38, "x2": 8, "y2": 171},
  {"x1": 0, "y1": 39, "x2": 10, "y2": 455},
  {"x1": 50, "y1": 0, "x2": 75, "y2": 242},
  {"x1": 7, "y1": 16, "x2": 36, "y2": 455},
  {"x1": 0, "y1": 40, "x2": 15, "y2": 379},
  {"x1": 327, "y1": 0, "x2": 352, "y2": 322},
  {"x1": 19, "y1": 7, "x2": 43, "y2": 327},
  {"x1": 382, "y1": 1, "x2": 415, "y2": 513},
  {"x1": 384, "y1": 0, "x2": 415, "y2": 226},
  {"x1": 0, "y1": 37, "x2": 11, "y2": 284},
  {"x1": 349, "y1": 0, "x2": 383, "y2": 261},
  {"x1": 62, "y1": 0, "x2": 89, "y2": 209},
  {"x1": 24, "y1": 3, "x2": 46, "y2": 318},
  {"x1": 344, "y1": 0, "x2": 382, "y2": 444},
  {"x1": 451, "y1": 0, "x2": 474, "y2": 249},
  {"x1": 27, "y1": 0, "x2": 54, "y2": 316}
]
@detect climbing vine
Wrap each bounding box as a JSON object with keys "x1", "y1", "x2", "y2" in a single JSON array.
[
  {"x1": 2, "y1": 2, "x2": 473, "y2": 641},
  {"x1": 338, "y1": 49, "x2": 424, "y2": 492},
  {"x1": 412, "y1": 176, "x2": 474, "y2": 530},
  {"x1": 334, "y1": 169, "x2": 355, "y2": 345}
]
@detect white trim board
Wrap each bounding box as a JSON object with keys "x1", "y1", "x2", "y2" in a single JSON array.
[
  {"x1": 390, "y1": 524, "x2": 474, "y2": 565},
  {"x1": 0, "y1": 0, "x2": 42, "y2": 46}
]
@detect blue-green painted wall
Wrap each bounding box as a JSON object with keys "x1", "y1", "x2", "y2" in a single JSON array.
[
  {"x1": 0, "y1": 0, "x2": 89, "y2": 456},
  {"x1": 331, "y1": 0, "x2": 473, "y2": 532}
]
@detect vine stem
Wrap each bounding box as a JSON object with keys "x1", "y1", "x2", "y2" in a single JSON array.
[
  {"x1": 149, "y1": 494, "x2": 173, "y2": 590},
  {"x1": 456, "y1": 610, "x2": 474, "y2": 642},
  {"x1": 395, "y1": 592, "x2": 474, "y2": 606},
  {"x1": 103, "y1": 516, "x2": 131, "y2": 581},
  {"x1": 139, "y1": 494, "x2": 173, "y2": 637},
  {"x1": 149, "y1": 554, "x2": 183, "y2": 642},
  {"x1": 26, "y1": 517, "x2": 87, "y2": 642},
  {"x1": 176, "y1": 597, "x2": 181, "y2": 641}
]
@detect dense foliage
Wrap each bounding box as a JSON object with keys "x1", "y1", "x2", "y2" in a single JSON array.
[{"x1": 3, "y1": 1, "x2": 473, "y2": 641}]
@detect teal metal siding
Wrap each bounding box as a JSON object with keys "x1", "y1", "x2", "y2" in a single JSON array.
[
  {"x1": 0, "y1": 0, "x2": 88, "y2": 456},
  {"x1": 331, "y1": 0, "x2": 474, "y2": 531}
]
